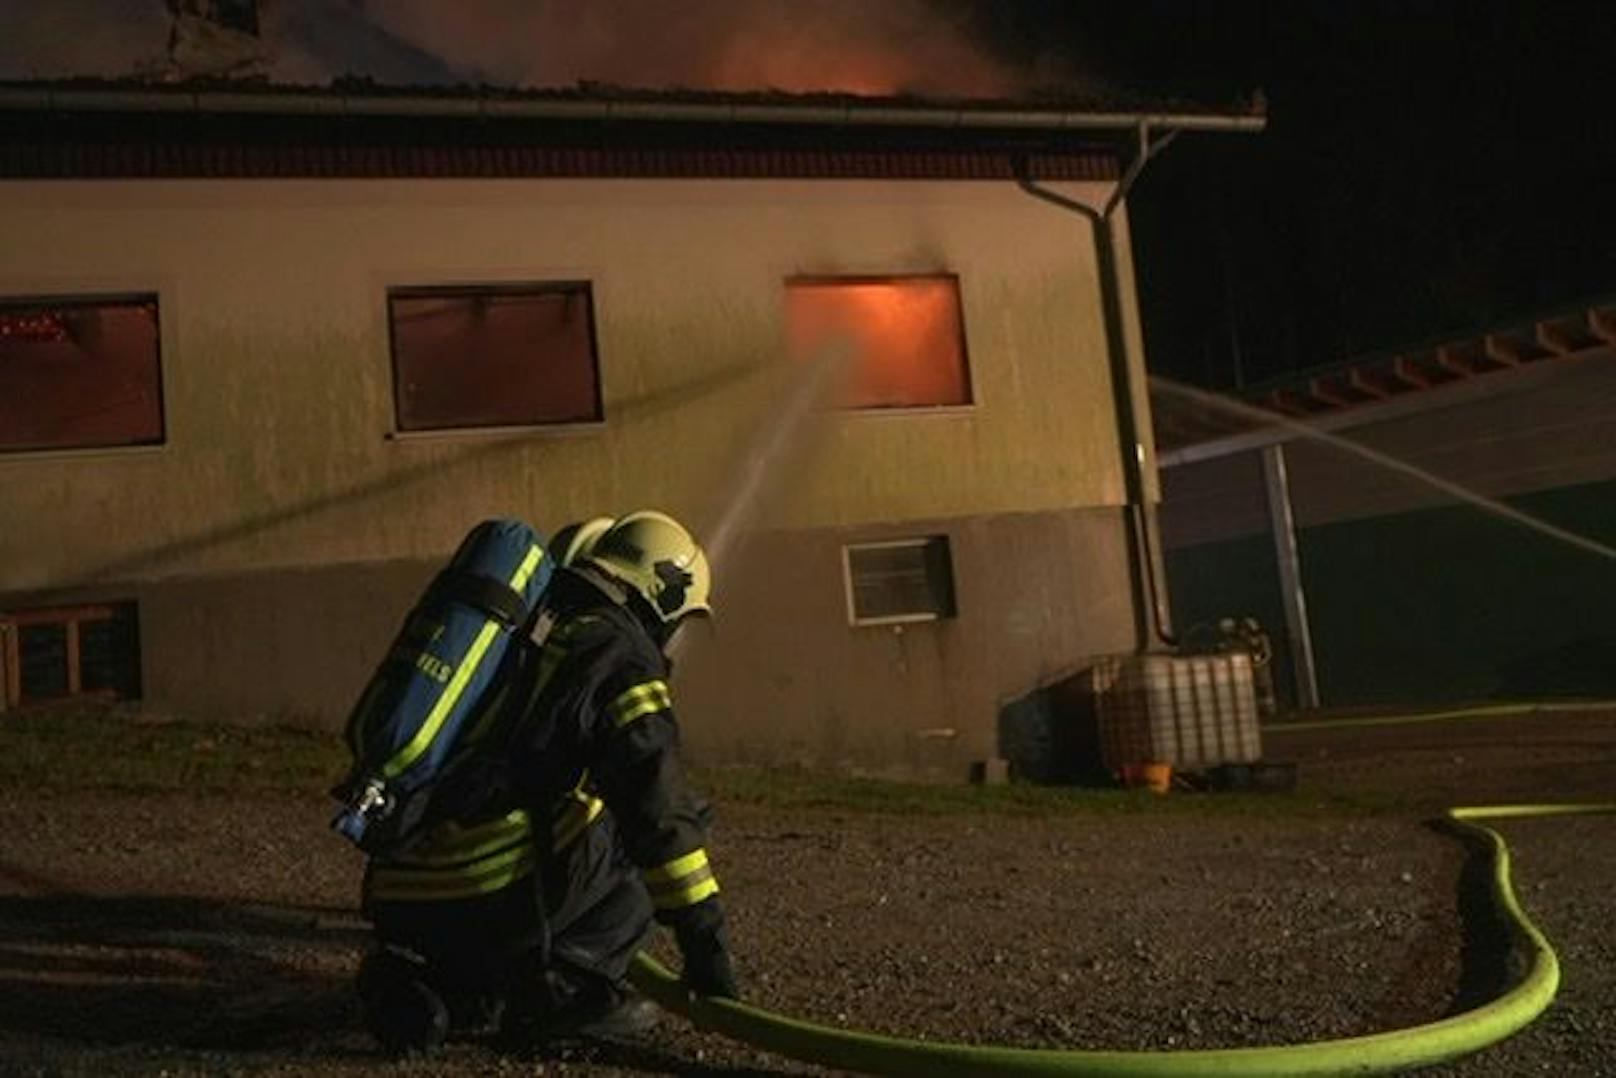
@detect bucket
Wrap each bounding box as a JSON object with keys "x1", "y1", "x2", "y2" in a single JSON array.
[{"x1": 1121, "y1": 761, "x2": 1173, "y2": 794}]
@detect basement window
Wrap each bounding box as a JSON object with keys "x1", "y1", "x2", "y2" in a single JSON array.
[
  {"x1": 0, "y1": 295, "x2": 165, "y2": 454},
  {"x1": 843, "y1": 537, "x2": 957, "y2": 626},
  {"x1": 1, "y1": 603, "x2": 141, "y2": 708},
  {"x1": 388, "y1": 283, "x2": 603, "y2": 432},
  {"x1": 786, "y1": 275, "x2": 973, "y2": 409}
]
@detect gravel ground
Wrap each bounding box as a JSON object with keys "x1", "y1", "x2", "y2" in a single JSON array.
[{"x1": 0, "y1": 708, "x2": 1611, "y2": 1076}]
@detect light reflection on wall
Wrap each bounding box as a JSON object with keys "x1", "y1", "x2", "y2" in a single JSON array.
[{"x1": 785, "y1": 276, "x2": 972, "y2": 409}]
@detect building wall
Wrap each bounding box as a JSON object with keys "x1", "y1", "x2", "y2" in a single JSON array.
[
  {"x1": 0, "y1": 176, "x2": 1142, "y2": 770},
  {"x1": 101, "y1": 504, "x2": 1134, "y2": 773},
  {"x1": 1160, "y1": 355, "x2": 1616, "y2": 707}
]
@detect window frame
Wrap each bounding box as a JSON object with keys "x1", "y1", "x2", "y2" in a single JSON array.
[
  {"x1": 384, "y1": 280, "x2": 606, "y2": 436},
  {"x1": 841, "y1": 535, "x2": 959, "y2": 628},
  {"x1": 785, "y1": 273, "x2": 976, "y2": 413},
  {"x1": 0, "y1": 292, "x2": 167, "y2": 456},
  {"x1": 0, "y1": 601, "x2": 142, "y2": 708}
]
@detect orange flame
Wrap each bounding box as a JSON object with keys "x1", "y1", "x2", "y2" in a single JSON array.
[
  {"x1": 357, "y1": 1, "x2": 1025, "y2": 99},
  {"x1": 787, "y1": 279, "x2": 971, "y2": 408}
]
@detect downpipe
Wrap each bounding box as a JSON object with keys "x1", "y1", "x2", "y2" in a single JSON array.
[
  {"x1": 1014, "y1": 124, "x2": 1181, "y2": 652},
  {"x1": 633, "y1": 800, "x2": 1616, "y2": 1076}
]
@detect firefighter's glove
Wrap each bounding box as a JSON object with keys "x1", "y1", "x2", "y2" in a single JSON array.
[
  {"x1": 683, "y1": 941, "x2": 739, "y2": 1000},
  {"x1": 675, "y1": 919, "x2": 739, "y2": 1000}
]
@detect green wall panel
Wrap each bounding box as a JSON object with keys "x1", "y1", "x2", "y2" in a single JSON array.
[
  {"x1": 1167, "y1": 476, "x2": 1616, "y2": 709},
  {"x1": 1164, "y1": 533, "x2": 1297, "y2": 709}
]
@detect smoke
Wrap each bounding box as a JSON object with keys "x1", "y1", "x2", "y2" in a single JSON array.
[
  {"x1": 0, "y1": 1, "x2": 170, "y2": 79},
  {"x1": 0, "y1": 0, "x2": 1036, "y2": 98},
  {"x1": 356, "y1": 0, "x2": 1025, "y2": 96}
]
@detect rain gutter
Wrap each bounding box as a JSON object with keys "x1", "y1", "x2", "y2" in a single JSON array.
[
  {"x1": 1015, "y1": 118, "x2": 1265, "y2": 652},
  {"x1": 0, "y1": 85, "x2": 1267, "y2": 133}
]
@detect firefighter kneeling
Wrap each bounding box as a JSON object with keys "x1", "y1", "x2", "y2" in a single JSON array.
[{"x1": 355, "y1": 511, "x2": 738, "y2": 1054}]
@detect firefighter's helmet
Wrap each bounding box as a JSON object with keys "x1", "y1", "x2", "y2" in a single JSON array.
[
  {"x1": 550, "y1": 516, "x2": 615, "y2": 568},
  {"x1": 587, "y1": 510, "x2": 712, "y2": 623}
]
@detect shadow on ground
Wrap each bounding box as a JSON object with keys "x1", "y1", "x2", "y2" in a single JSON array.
[
  {"x1": 0, "y1": 892, "x2": 795, "y2": 1075},
  {"x1": 1431, "y1": 819, "x2": 1519, "y2": 1017},
  {"x1": 0, "y1": 893, "x2": 364, "y2": 1052}
]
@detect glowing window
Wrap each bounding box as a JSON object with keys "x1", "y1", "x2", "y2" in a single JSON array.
[
  {"x1": 843, "y1": 537, "x2": 958, "y2": 626},
  {"x1": 0, "y1": 296, "x2": 164, "y2": 454},
  {"x1": 786, "y1": 276, "x2": 972, "y2": 409},
  {"x1": 389, "y1": 283, "x2": 602, "y2": 432}
]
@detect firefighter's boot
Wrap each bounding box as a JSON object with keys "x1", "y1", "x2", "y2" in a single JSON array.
[{"x1": 356, "y1": 946, "x2": 450, "y2": 1056}]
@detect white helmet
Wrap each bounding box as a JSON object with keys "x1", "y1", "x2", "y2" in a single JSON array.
[{"x1": 586, "y1": 510, "x2": 712, "y2": 624}]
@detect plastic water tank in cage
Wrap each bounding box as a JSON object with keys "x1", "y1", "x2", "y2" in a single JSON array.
[{"x1": 1087, "y1": 652, "x2": 1263, "y2": 772}]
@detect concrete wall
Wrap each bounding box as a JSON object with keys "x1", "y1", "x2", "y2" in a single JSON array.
[
  {"x1": 677, "y1": 506, "x2": 1136, "y2": 773},
  {"x1": 0, "y1": 175, "x2": 1143, "y2": 769},
  {"x1": 56, "y1": 504, "x2": 1135, "y2": 774}
]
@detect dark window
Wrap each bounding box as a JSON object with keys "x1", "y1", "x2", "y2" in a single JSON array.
[
  {"x1": 844, "y1": 537, "x2": 957, "y2": 625},
  {"x1": 2, "y1": 603, "x2": 140, "y2": 708},
  {"x1": 388, "y1": 284, "x2": 603, "y2": 432},
  {"x1": 17, "y1": 623, "x2": 69, "y2": 701},
  {"x1": 786, "y1": 275, "x2": 972, "y2": 409},
  {"x1": 78, "y1": 607, "x2": 143, "y2": 698},
  {"x1": 0, "y1": 296, "x2": 164, "y2": 454}
]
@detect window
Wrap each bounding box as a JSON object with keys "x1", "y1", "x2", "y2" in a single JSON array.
[
  {"x1": 843, "y1": 537, "x2": 957, "y2": 626},
  {"x1": 388, "y1": 283, "x2": 602, "y2": 432},
  {"x1": 786, "y1": 275, "x2": 972, "y2": 409},
  {"x1": 1, "y1": 603, "x2": 141, "y2": 708},
  {"x1": 0, "y1": 295, "x2": 164, "y2": 454}
]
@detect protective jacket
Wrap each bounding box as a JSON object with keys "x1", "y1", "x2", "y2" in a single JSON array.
[{"x1": 504, "y1": 565, "x2": 729, "y2": 957}]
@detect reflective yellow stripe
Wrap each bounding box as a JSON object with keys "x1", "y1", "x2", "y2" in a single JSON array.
[
  {"x1": 552, "y1": 792, "x2": 605, "y2": 851},
  {"x1": 381, "y1": 544, "x2": 545, "y2": 779},
  {"x1": 645, "y1": 847, "x2": 708, "y2": 883},
  {"x1": 643, "y1": 847, "x2": 720, "y2": 910},
  {"x1": 385, "y1": 810, "x2": 531, "y2": 868},
  {"x1": 366, "y1": 849, "x2": 536, "y2": 902},
  {"x1": 648, "y1": 872, "x2": 720, "y2": 910},
  {"x1": 611, "y1": 680, "x2": 672, "y2": 728},
  {"x1": 366, "y1": 808, "x2": 537, "y2": 903},
  {"x1": 374, "y1": 841, "x2": 533, "y2": 886}
]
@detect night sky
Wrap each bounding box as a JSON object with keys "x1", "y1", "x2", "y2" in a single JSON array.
[{"x1": 1016, "y1": 1, "x2": 1616, "y2": 390}]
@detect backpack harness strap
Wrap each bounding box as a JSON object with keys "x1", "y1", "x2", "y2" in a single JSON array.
[{"x1": 429, "y1": 569, "x2": 529, "y2": 629}]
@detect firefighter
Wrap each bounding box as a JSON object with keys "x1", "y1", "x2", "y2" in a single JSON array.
[
  {"x1": 356, "y1": 511, "x2": 737, "y2": 1054},
  {"x1": 502, "y1": 509, "x2": 737, "y2": 1041}
]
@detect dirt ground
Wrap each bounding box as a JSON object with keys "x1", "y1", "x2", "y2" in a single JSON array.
[{"x1": 0, "y1": 707, "x2": 1612, "y2": 1077}]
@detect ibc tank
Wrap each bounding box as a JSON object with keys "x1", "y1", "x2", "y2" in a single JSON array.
[{"x1": 1088, "y1": 652, "x2": 1263, "y2": 771}]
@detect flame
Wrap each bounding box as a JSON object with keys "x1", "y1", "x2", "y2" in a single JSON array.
[
  {"x1": 787, "y1": 279, "x2": 970, "y2": 408},
  {"x1": 705, "y1": 20, "x2": 1014, "y2": 96},
  {"x1": 342, "y1": 0, "x2": 1023, "y2": 98}
]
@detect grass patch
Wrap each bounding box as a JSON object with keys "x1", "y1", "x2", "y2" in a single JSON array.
[
  {"x1": 694, "y1": 765, "x2": 1405, "y2": 819},
  {"x1": 1, "y1": 703, "x2": 1404, "y2": 818},
  {"x1": 0, "y1": 703, "x2": 347, "y2": 796}
]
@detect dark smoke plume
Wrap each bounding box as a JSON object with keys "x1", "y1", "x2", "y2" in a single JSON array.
[{"x1": 1, "y1": 0, "x2": 1057, "y2": 98}]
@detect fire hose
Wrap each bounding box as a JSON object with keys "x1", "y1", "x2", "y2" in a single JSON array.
[{"x1": 630, "y1": 801, "x2": 1614, "y2": 1076}]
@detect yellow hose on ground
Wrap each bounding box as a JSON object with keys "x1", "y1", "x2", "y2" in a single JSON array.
[
  {"x1": 1261, "y1": 700, "x2": 1613, "y2": 734},
  {"x1": 630, "y1": 802, "x2": 1615, "y2": 1076}
]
